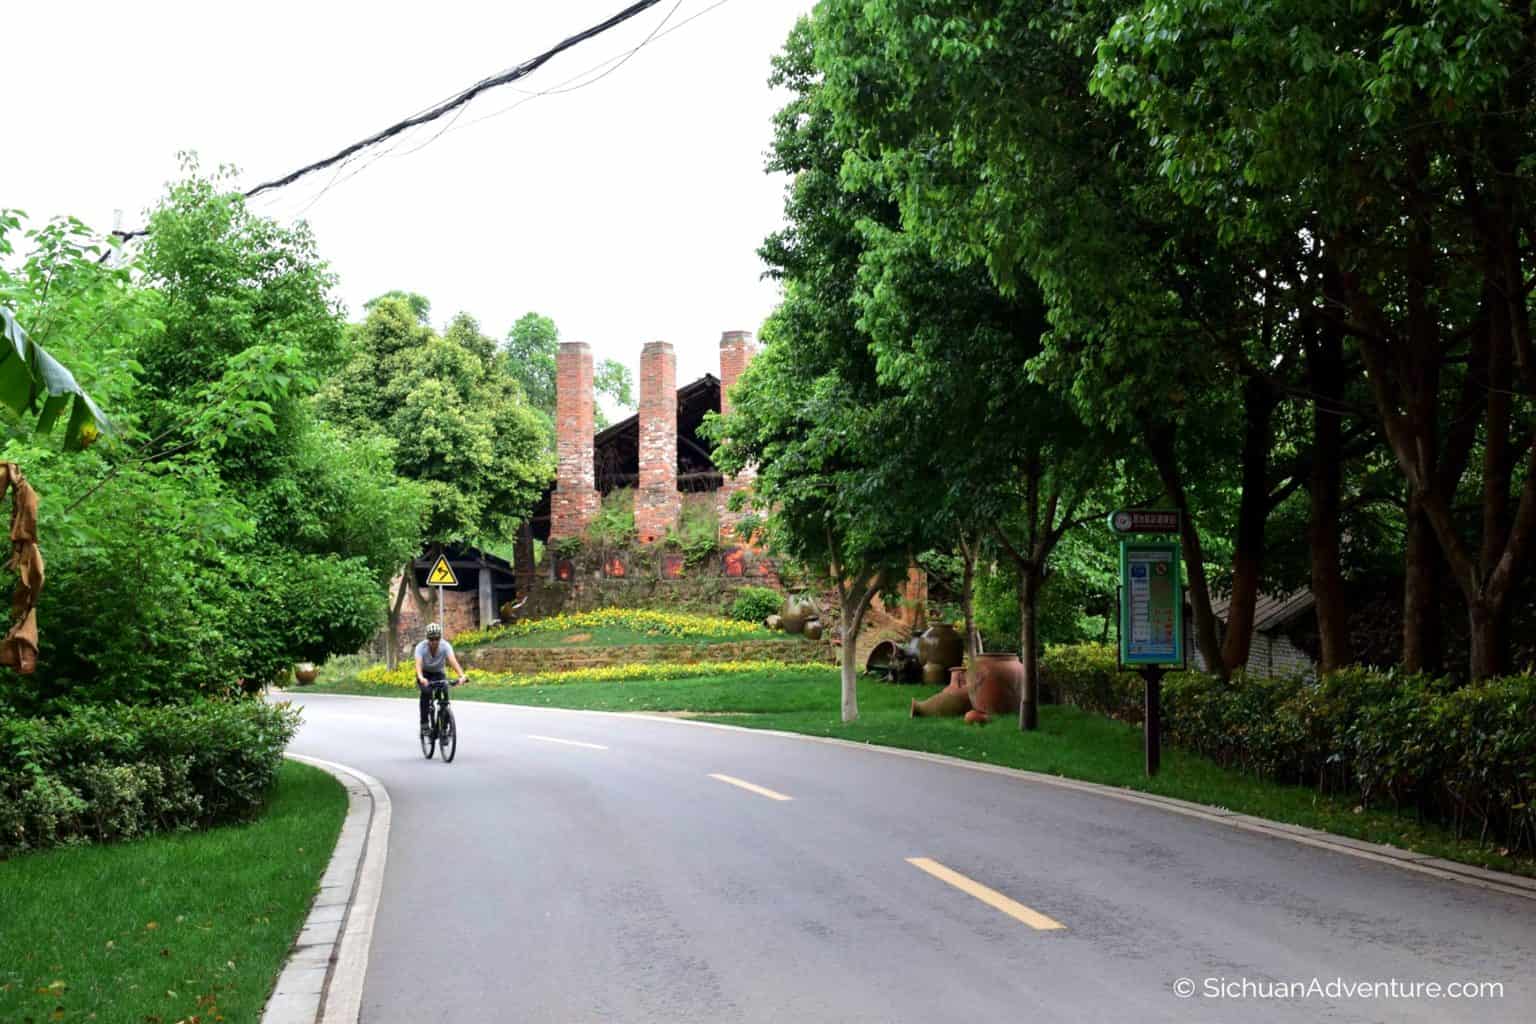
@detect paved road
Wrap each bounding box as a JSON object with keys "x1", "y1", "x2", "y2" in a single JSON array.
[{"x1": 286, "y1": 693, "x2": 1535, "y2": 1023}]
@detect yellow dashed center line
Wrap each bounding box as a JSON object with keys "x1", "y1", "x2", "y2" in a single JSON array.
[
  {"x1": 526, "y1": 735, "x2": 608, "y2": 750},
  {"x1": 906, "y1": 857, "x2": 1065, "y2": 931},
  {"x1": 708, "y1": 773, "x2": 793, "y2": 801}
]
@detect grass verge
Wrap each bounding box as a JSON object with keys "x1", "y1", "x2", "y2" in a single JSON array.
[
  {"x1": 310, "y1": 668, "x2": 1534, "y2": 879},
  {"x1": 0, "y1": 760, "x2": 348, "y2": 1024}
]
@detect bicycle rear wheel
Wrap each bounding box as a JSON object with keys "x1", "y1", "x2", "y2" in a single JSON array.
[
  {"x1": 438, "y1": 706, "x2": 457, "y2": 763},
  {"x1": 420, "y1": 717, "x2": 436, "y2": 759}
]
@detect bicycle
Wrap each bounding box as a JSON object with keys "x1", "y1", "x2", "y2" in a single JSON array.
[{"x1": 419, "y1": 679, "x2": 459, "y2": 763}]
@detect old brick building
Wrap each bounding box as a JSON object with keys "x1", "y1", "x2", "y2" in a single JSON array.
[{"x1": 535, "y1": 330, "x2": 759, "y2": 545}]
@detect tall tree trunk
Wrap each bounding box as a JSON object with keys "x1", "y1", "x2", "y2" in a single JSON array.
[
  {"x1": 1017, "y1": 565, "x2": 1041, "y2": 731},
  {"x1": 385, "y1": 560, "x2": 418, "y2": 670},
  {"x1": 1469, "y1": 601, "x2": 1501, "y2": 680},
  {"x1": 1222, "y1": 375, "x2": 1276, "y2": 671},
  {"x1": 839, "y1": 619, "x2": 862, "y2": 723},
  {"x1": 837, "y1": 572, "x2": 883, "y2": 723},
  {"x1": 1307, "y1": 307, "x2": 1351, "y2": 673},
  {"x1": 1401, "y1": 498, "x2": 1443, "y2": 674},
  {"x1": 959, "y1": 533, "x2": 981, "y2": 661},
  {"x1": 1146, "y1": 422, "x2": 1226, "y2": 679}
]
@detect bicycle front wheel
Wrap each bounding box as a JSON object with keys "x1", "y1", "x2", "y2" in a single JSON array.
[
  {"x1": 438, "y1": 706, "x2": 457, "y2": 763},
  {"x1": 420, "y1": 717, "x2": 436, "y2": 759}
]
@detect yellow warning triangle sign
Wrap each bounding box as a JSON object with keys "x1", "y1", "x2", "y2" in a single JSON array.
[{"x1": 426, "y1": 555, "x2": 459, "y2": 587}]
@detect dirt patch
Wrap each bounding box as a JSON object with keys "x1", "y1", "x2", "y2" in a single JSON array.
[{"x1": 562, "y1": 633, "x2": 594, "y2": 644}]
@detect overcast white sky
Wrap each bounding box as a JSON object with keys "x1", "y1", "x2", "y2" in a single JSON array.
[{"x1": 7, "y1": 0, "x2": 815, "y2": 407}]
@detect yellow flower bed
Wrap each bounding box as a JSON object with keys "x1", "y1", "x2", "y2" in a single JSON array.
[
  {"x1": 355, "y1": 664, "x2": 497, "y2": 688},
  {"x1": 496, "y1": 659, "x2": 802, "y2": 688},
  {"x1": 353, "y1": 659, "x2": 806, "y2": 689},
  {"x1": 461, "y1": 609, "x2": 771, "y2": 646}
]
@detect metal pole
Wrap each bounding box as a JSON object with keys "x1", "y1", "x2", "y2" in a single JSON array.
[
  {"x1": 437, "y1": 584, "x2": 444, "y2": 627},
  {"x1": 1144, "y1": 666, "x2": 1163, "y2": 776}
]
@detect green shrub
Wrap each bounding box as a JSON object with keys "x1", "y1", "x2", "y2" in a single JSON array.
[
  {"x1": 585, "y1": 487, "x2": 636, "y2": 548},
  {"x1": 0, "y1": 698, "x2": 299, "y2": 856},
  {"x1": 1046, "y1": 647, "x2": 1536, "y2": 852},
  {"x1": 731, "y1": 586, "x2": 783, "y2": 623},
  {"x1": 1154, "y1": 665, "x2": 1536, "y2": 853},
  {"x1": 1043, "y1": 643, "x2": 1145, "y2": 722},
  {"x1": 666, "y1": 500, "x2": 721, "y2": 567}
]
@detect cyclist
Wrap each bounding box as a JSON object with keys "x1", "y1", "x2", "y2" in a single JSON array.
[{"x1": 415, "y1": 622, "x2": 466, "y2": 737}]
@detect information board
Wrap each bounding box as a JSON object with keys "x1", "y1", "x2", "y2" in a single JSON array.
[{"x1": 1118, "y1": 541, "x2": 1183, "y2": 667}]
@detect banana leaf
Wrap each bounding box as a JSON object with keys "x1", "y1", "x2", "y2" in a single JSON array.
[{"x1": 0, "y1": 306, "x2": 111, "y2": 450}]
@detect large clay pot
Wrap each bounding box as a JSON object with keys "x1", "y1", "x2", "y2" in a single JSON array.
[
  {"x1": 293, "y1": 662, "x2": 318, "y2": 686},
  {"x1": 910, "y1": 686, "x2": 971, "y2": 718},
  {"x1": 968, "y1": 652, "x2": 1023, "y2": 716},
  {"x1": 946, "y1": 666, "x2": 968, "y2": 693},
  {"x1": 780, "y1": 595, "x2": 819, "y2": 635},
  {"x1": 917, "y1": 623, "x2": 964, "y2": 673},
  {"x1": 804, "y1": 620, "x2": 824, "y2": 641}
]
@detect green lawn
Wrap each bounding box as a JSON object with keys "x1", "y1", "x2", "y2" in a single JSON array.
[
  {"x1": 316, "y1": 668, "x2": 1534, "y2": 879},
  {"x1": 0, "y1": 760, "x2": 348, "y2": 1024},
  {"x1": 470, "y1": 624, "x2": 797, "y2": 649}
]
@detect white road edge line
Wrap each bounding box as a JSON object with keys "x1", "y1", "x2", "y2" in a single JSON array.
[
  {"x1": 265, "y1": 754, "x2": 392, "y2": 1024},
  {"x1": 709, "y1": 772, "x2": 793, "y2": 801},
  {"x1": 289, "y1": 694, "x2": 1536, "y2": 902},
  {"x1": 527, "y1": 734, "x2": 609, "y2": 750}
]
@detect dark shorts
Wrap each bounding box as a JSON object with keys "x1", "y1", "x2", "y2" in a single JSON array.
[{"x1": 419, "y1": 674, "x2": 447, "y2": 721}]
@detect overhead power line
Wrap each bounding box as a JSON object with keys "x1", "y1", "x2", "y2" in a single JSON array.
[{"x1": 112, "y1": 0, "x2": 666, "y2": 242}]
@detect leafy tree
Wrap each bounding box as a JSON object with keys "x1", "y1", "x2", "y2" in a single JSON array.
[
  {"x1": 809, "y1": 0, "x2": 1378, "y2": 683},
  {"x1": 713, "y1": 340, "x2": 918, "y2": 722},
  {"x1": 502, "y1": 312, "x2": 559, "y2": 414},
  {"x1": 322, "y1": 294, "x2": 554, "y2": 664},
  {"x1": 364, "y1": 290, "x2": 431, "y2": 324},
  {"x1": 1094, "y1": 0, "x2": 1536, "y2": 678},
  {"x1": 324, "y1": 296, "x2": 552, "y2": 544},
  {"x1": 501, "y1": 311, "x2": 634, "y2": 428},
  {"x1": 751, "y1": 13, "x2": 1126, "y2": 729}
]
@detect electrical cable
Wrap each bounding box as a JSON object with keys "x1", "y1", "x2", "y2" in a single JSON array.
[
  {"x1": 455, "y1": 0, "x2": 730, "y2": 134},
  {"x1": 111, "y1": 0, "x2": 667, "y2": 241},
  {"x1": 279, "y1": 0, "x2": 687, "y2": 219}
]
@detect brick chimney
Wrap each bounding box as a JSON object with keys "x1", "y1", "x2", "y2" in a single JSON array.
[
  {"x1": 719, "y1": 330, "x2": 756, "y2": 418},
  {"x1": 635, "y1": 340, "x2": 680, "y2": 544},
  {"x1": 716, "y1": 330, "x2": 758, "y2": 542},
  {"x1": 550, "y1": 341, "x2": 599, "y2": 541}
]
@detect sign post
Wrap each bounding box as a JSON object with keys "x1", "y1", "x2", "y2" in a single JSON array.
[
  {"x1": 426, "y1": 554, "x2": 459, "y2": 626},
  {"x1": 1109, "y1": 511, "x2": 1183, "y2": 776}
]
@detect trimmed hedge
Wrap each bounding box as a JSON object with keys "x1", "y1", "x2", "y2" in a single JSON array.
[
  {"x1": 1045, "y1": 644, "x2": 1536, "y2": 854},
  {"x1": 0, "y1": 698, "x2": 299, "y2": 856}
]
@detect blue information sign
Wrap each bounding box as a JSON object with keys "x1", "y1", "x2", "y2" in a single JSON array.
[{"x1": 1118, "y1": 541, "x2": 1184, "y2": 667}]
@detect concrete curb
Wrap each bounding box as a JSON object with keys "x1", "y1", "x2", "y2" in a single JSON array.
[
  {"x1": 262, "y1": 754, "x2": 392, "y2": 1024},
  {"x1": 290, "y1": 691, "x2": 1536, "y2": 903}
]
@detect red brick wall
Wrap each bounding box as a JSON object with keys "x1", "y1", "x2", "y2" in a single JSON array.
[
  {"x1": 635, "y1": 340, "x2": 681, "y2": 543},
  {"x1": 372, "y1": 577, "x2": 481, "y2": 662},
  {"x1": 871, "y1": 565, "x2": 929, "y2": 629},
  {"x1": 552, "y1": 341, "x2": 599, "y2": 539}
]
